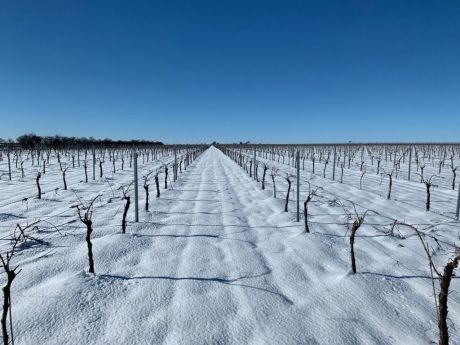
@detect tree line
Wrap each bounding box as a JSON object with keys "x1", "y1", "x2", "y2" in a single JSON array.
[{"x1": 0, "y1": 133, "x2": 163, "y2": 149}]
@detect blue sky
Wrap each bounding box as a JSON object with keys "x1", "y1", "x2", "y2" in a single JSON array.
[{"x1": 0, "y1": 0, "x2": 459, "y2": 143}]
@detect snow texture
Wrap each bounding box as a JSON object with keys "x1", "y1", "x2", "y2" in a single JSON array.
[{"x1": 0, "y1": 146, "x2": 459, "y2": 344}]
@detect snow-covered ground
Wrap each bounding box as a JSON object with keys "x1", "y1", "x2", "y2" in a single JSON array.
[{"x1": 0, "y1": 146, "x2": 459, "y2": 344}]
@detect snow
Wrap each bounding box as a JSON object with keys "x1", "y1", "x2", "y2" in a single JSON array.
[{"x1": 0, "y1": 146, "x2": 459, "y2": 344}]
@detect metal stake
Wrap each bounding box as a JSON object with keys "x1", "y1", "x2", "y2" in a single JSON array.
[
  {"x1": 296, "y1": 150, "x2": 300, "y2": 222},
  {"x1": 7, "y1": 144, "x2": 11, "y2": 180},
  {"x1": 92, "y1": 146, "x2": 96, "y2": 180},
  {"x1": 408, "y1": 145, "x2": 412, "y2": 181},
  {"x1": 332, "y1": 146, "x2": 336, "y2": 181},
  {"x1": 253, "y1": 147, "x2": 256, "y2": 180},
  {"x1": 134, "y1": 151, "x2": 139, "y2": 222},
  {"x1": 456, "y1": 181, "x2": 460, "y2": 220}
]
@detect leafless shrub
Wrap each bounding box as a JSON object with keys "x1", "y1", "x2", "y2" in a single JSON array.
[
  {"x1": 340, "y1": 162, "x2": 345, "y2": 183},
  {"x1": 61, "y1": 166, "x2": 69, "y2": 190},
  {"x1": 304, "y1": 183, "x2": 320, "y2": 233},
  {"x1": 270, "y1": 166, "x2": 278, "y2": 198},
  {"x1": 99, "y1": 158, "x2": 104, "y2": 178},
  {"x1": 451, "y1": 165, "x2": 458, "y2": 190},
  {"x1": 420, "y1": 163, "x2": 425, "y2": 183},
  {"x1": 349, "y1": 215, "x2": 365, "y2": 273},
  {"x1": 19, "y1": 156, "x2": 27, "y2": 178},
  {"x1": 359, "y1": 167, "x2": 366, "y2": 190},
  {"x1": 143, "y1": 171, "x2": 154, "y2": 211},
  {"x1": 261, "y1": 163, "x2": 268, "y2": 190},
  {"x1": 155, "y1": 170, "x2": 161, "y2": 198},
  {"x1": 83, "y1": 158, "x2": 88, "y2": 183},
  {"x1": 418, "y1": 174, "x2": 437, "y2": 211},
  {"x1": 284, "y1": 174, "x2": 292, "y2": 212},
  {"x1": 381, "y1": 169, "x2": 394, "y2": 200},
  {"x1": 1, "y1": 221, "x2": 39, "y2": 345},
  {"x1": 345, "y1": 205, "x2": 371, "y2": 274},
  {"x1": 397, "y1": 222, "x2": 459, "y2": 345},
  {"x1": 72, "y1": 195, "x2": 100, "y2": 273},
  {"x1": 36, "y1": 171, "x2": 42, "y2": 199},
  {"x1": 119, "y1": 183, "x2": 133, "y2": 233}
]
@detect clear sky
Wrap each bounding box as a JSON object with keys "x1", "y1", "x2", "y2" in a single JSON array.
[{"x1": 0, "y1": 0, "x2": 459, "y2": 144}]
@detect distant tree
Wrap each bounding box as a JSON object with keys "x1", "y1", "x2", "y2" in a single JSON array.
[
  {"x1": 14, "y1": 133, "x2": 164, "y2": 149},
  {"x1": 16, "y1": 133, "x2": 42, "y2": 148}
]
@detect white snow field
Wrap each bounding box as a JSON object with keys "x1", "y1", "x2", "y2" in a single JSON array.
[{"x1": 0, "y1": 145, "x2": 459, "y2": 345}]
